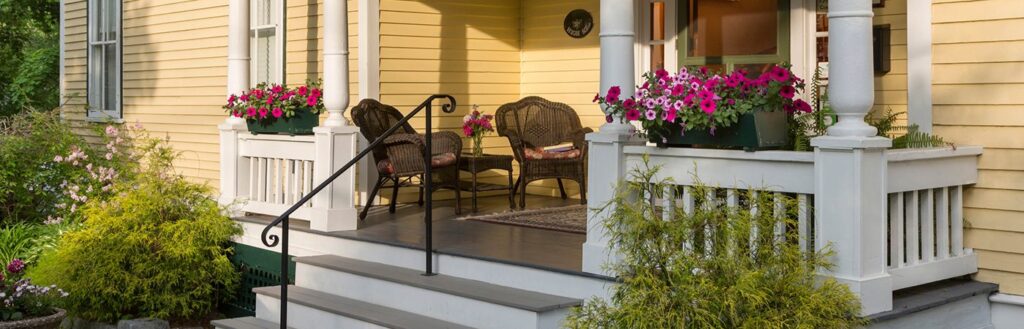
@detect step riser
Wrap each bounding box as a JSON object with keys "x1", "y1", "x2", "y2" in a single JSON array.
[
  {"x1": 238, "y1": 221, "x2": 612, "y2": 301},
  {"x1": 255, "y1": 294, "x2": 390, "y2": 329},
  {"x1": 296, "y1": 264, "x2": 568, "y2": 329}
]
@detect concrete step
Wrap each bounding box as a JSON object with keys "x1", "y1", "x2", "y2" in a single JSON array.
[
  {"x1": 293, "y1": 255, "x2": 583, "y2": 329},
  {"x1": 211, "y1": 316, "x2": 288, "y2": 329},
  {"x1": 254, "y1": 285, "x2": 471, "y2": 329}
]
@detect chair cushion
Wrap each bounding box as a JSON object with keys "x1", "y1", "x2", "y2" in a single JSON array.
[
  {"x1": 524, "y1": 147, "x2": 581, "y2": 160},
  {"x1": 377, "y1": 152, "x2": 458, "y2": 175}
]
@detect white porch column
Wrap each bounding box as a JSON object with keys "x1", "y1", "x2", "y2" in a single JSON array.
[
  {"x1": 584, "y1": 0, "x2": 642, "y2": 275},
  {"x1": 812, "y1": 0, "x2": 893, "y2": 316},
  {"x1": 323, "y1": 0, "x2": 350, "y2": 127},
  {"x1": 598, "y1": 0, "x2": 636, "y2": 134},
  {"x1": 219, "y1": 0, "x2": 251, "y2": 209}
]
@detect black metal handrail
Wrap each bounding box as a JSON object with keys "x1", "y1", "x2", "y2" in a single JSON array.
[{"x1": 260, "y1": 94, "x2": 457, "y2": 329}]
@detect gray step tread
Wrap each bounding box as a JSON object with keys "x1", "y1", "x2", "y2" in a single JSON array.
[
  {"x1": 211, "y1": 316, "x2": 290, "y2": 329},
  {"x1": 294, "y1": 254, "x2": 582, "y2": 312},
  {"x1": 254, "y1": 285, "x2": 473, "y2": 329}
]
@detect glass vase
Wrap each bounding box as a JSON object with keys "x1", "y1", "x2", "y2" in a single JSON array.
[{"x1": 471, "y1": 134, "x2": 484, "y2": 156}]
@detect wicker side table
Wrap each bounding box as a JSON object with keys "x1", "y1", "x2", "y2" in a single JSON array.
[{"x1": 458, "y1": 153, "x2": 515, "y2": 212}]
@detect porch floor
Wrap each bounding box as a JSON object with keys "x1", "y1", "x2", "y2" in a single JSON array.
[{"x1": 240, "y1": 194, "x2": 591, "y2": 275}]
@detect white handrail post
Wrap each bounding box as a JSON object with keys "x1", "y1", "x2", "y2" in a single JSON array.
[
  {"x1": 811, "y1": 0, "x2": 893, "y2": 316},
  {"x1": 219, "y1": 0, "x2": 251, "y2": 211}
]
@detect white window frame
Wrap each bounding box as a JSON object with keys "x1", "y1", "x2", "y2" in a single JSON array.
[
  {"x1": 250, "y1": 0, "x2": 286, "y2": 86},
  {"x1": 636, "y1": 0, "x2": 678, "y2": 80},
  {"x1": 87, "y1": 0, "x2": 122, "y2": 121}
]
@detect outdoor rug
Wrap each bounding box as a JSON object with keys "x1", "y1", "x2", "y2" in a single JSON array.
[{"x1": 457, "y1": 205, "x2": 588, "y2": 234}]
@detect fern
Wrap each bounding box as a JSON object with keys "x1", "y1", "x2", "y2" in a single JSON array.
[
  {"x1": 892, "y1": 124, "x2": 952, "y2": 149},
  {"x1": 866, "y1": 107, "x2": 905, "y2": 138}
]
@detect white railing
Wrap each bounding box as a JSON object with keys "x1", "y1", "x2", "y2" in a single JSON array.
[
  {"x1": 238, "y1": 134, "x2": 317, "y2": 220},
  {"x1": 586, "y1": 133, "x2": 982, "y2": 315},
  {"x1": 219, "y1": 124, "x2": 363, "y2": 231}
]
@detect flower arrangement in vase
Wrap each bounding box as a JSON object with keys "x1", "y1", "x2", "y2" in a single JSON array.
[
  {"x1": 462, "y1": 105, "x2": 494, "y2": 156},
  {"x1": 0, "y1": 259, "x2": 68, "y2": 329},
  {"x1": 595, "y1": 65, "x2": 811, "y2": 150},
  {"x1": 223, "y1": 81, "x2": 326, "y2": 135}
]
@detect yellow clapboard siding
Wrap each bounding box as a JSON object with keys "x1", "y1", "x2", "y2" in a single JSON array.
[
  {"x1": 933, "y1": 105, "x2": 1024, "y2": 126},
  {"x1": 933, "y1": 19, "x2": 1024, "y2": 44},
  {"x1": 933, "y1": 84, "x2": 1024, "y2": 105},
  {"x1": 976, "y1": 170, "x2": 1024, "y2": 191},
  {"x1": 965, "y1": 188, "x2": 1024, "y2": 212},
  {"x1": 966, "y1": 229, "x2": 1024, "y2": 255},
  {"x1": 934, "y1": 41, "x2": 1024, "y2": 64},
  {"x1": 966, "y1": 208, "x2": 1024, "y2": 233},
  {"x1": 932, "y1": 0, "x2": 1024, "y2": 23},
  {"x1": 977, "y1": 270, "x2": 1024, "y2": 296},
  {"x1": 933, "y1": 62, "x2": 1024, "y2": 84}
]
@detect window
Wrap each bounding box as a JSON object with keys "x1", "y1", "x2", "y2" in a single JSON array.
[
  {"x1": 638, "y1": 0, "x2": 678, "y2": 76},
  {"x1": 679, "y1": 0, "x2": 790, "y2": 75},
  {"x1": 251, "y1": 0, "x2": 285, "y2": 85},
  {"x1": 87, "y1": 0, "x2": 121, "y2": 120}
]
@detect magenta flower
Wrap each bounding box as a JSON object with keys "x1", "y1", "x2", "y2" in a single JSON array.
[
  {"x1": 233, "y1": 111, "x2": 242, "y2": 118},
  {"x1": 663, "y1": 108, "x2": 677, "y2": 122},
  {"x1": 606, "y1": 86, "x2": 621, "y2": 103},
  {"x1": 297, "y1": 86, "x2": 309, "y2": 96},
  {"x1": 625, "y1": 109, "x2": 642, "y2": 121},
  {"x1": 265, "y1": 97, "x2": 274, "y2": 105},
  {"x1": 605, "y1": 114, "x2": 614, "y2": 123},
  {"x1": 307, "y1": 95, "x2": 318, "y2": 107},
  {"x1": 700, "y1": 98, "x2": 716, "y2": 114},
  {"x1": 780, "y1": 85, "x2": 796, "y2": 99},
  {"x1": 683, "y1": 94, "x2": 696, "y2": 107},
  {"x1": 271, "y1": 107, "x2": 283, "y2": 118},
  {"x1": 246, "y1": 107, "x2": 257, "y2": 117},
  {"x1": 794, "y1": 99, "x2": 813, "y2": 113},
  {"x1": 623, "y1": 98, "x2": 636, "y2": 110},
  {"x1": 7, "y1": 259, "x2": 24, "y2": 274},
  {"x1": 272, "y1": 85, "x2": 284, "y2": 93},
  {"x1": 671, "y1": 84, "x2": 686, "y2": 96},
  {"x1": 240, "y1": 94, "x2": 249, "y2": 102},
  {"x1": 645, "y1": 109, "x2": 657, "y2": 120},
  {"x1": 769, "y1": 66, "x2": 790, "y2": 82},
  {"x1": 258, "y1": 108, "x2": 268, "y2": 118},
  {"x1": 592, "y1": 93, "x2": 601, "y2": 103}
]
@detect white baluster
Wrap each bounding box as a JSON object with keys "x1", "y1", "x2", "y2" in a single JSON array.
[
  {"x1": 936, "y1": 187, "x2": 950, "y2": 260},
  {"x1": 951, "y1": 185, "x2": 964, "y2": 256},
  {"x1": 889, "y1": 193, "x2": 905, "y2": 268},
  {"x1": 921, "y1": 189, "x2": 935, "y2": 262},
  {"x1": 907, "y1": 191, "x2": 920, "y2": 265},
  {"x1": 797, "y1": 194, "x2": 811, "y2": 254}
]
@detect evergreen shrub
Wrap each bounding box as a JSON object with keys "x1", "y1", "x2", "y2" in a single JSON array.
[{"x1": 565, "y1": 157, "x2": 864, "y2": 329}]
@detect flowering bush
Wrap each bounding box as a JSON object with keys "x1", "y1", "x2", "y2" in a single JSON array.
[
  {"x1": 595, "y1": 65, "x2": 811, "y2": 141},
  {"x1": 0, "y1": 258, "x2": 67, "y2": 321},
  {"x1": 462, "y1": 104, "x2": 494, "y2": 156},
  {"x1": 223, "y1": 82, "x2": 325, "y2": 122}
]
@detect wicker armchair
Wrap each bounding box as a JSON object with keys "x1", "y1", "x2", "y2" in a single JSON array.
[
  {"x1": 496, "y1": 96, "x2": 591, "y2": 208},
  {"x1": 351, "y1": 99, "x2": 462, "y2": 219}
]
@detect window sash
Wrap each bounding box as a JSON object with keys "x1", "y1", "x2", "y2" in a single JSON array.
[
  {"x1": 638, "y1": 0, "x2": 678, "y2": 75},
  {"x1": 88, "y1": 0, "x2": 121, "y2": 120},
  {"x1": 250, "y1": 0, "x2": 285, "y2": 86},
  {"x1": 677, "y1": 0, "x2": 791, "y2": 73}
]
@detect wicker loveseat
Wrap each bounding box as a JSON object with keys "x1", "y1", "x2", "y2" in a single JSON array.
[
  {"x1": 496, "y1": 96, "x2": 591, "y2": 208},
  {"x1": 351, "y1": 99, "x2": 462, "y2": 219}
]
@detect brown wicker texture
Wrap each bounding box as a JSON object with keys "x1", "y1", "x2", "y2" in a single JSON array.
[
  {"x1": 351, "y1": 98, "x2": 462, "y2": 219},
  {"x1": 495, "y1": 96, "x2": 591, "y2": 208}
]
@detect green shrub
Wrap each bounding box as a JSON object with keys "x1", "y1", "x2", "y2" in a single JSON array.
[
  {"x1": 28, "y1": 143, "x2": 242, "y2": 323},
  {"x1": 0, "y1": 111, "x2": 142, "y2": 224},
  {"x1": 0, "y1": 222, "x2": 71, "y2": 266},
  {"x1": 565, "y1": 158, "x2": 864, "y2": 329}
]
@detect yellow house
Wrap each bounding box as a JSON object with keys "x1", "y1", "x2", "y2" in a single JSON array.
[{"x1": 59, "y1": 0, "x2": 1024, "y2": 327}]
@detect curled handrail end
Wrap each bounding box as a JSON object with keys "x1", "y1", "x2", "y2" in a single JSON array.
[{"x1": 261, "y1": 224, "x2": 281, "y2": 248}]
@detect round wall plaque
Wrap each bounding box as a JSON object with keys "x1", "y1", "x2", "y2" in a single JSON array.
[{"x1": 563, "y1": 9, "x2": 594, "y2": 39}]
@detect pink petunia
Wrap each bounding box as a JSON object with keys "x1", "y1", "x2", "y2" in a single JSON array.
[
  {"x1": 769, "y1": 66, "x2": 790, "y2": 82},
  {"x1": 663, "y1": 108, "x2": 677, "y2": 122},
  {"x1": 233, "y1": 110, "x2": 243, "y2": 118},
  {"x1": 645, "y1": 109, "x2": 657, "y2": 120},
  {"x1": 605, "y1": 114, "x2": 614, "y2": 123},
  {"x1": 307, "y1": 95, "x2": 318, "y2": 107},
  {"x1": 625, "y1": 108, "x2": 642, "y2": 121},
  {"x1": 271, "y1": 107, "x2": 283, "y2": 118},
  {"x1": 298, "y1": 86, "x2": 309, "y2": 96},
  {"x1": 258, "y1": 108, "x2": 268, "y2": 118},
  {"x1": 794, "y1": 99, "x2": 813, "y2": 113},
  {"x1": 266, "y1": 97, "x2": 274, "y2": 105},
  {"x1": 272, "y1": 85, "x2": 284, "y2": 93},
  {"x1": 671, "y1": 84, "x2": 686, "y2": 96},
  {"x1": 592, "y1": 93, "x2": 601, "y2": 103},
  {"x1": 623, "y1": 98, "x2": 636, "y2": 110},
  {"x1": 779, "y1": 85, "x2": 796, "y2": 99},
  {"x1": 246, "y1": 107, "x2": 257, "y2": 117},
  {"x1": 700, "y1": 98, "x2": 716, "y2": 114},
  {"x1": 606, "y1": 86, "x2": 621, "y2": 103},
  {"x1": 683, "y1": 94, "x2": 696, "y2": 107}
]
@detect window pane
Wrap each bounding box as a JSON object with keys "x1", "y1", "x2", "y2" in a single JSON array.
[
  {"x1": 104, "y1": 0, "x2": 117, "y2": 40},
  {"x1": 687, "y1": 0, "x2": 779, "y2": 57},
  {"x1": 257, "y1": 0, "x2": 272, "y2": 26},
  {"x1": 104, "y1": 44, "x2": 117, "y2": 113},
  {"x1": 90, "y1": 44, "x2": 104, "y2": 112},
  {"x1": 95, "y1": 0, "x2": 106, "y2": 41},
  {"x1": 255, "y1": 29, "x2": 276, "y2": 84},
  {"x1": 650, "y1": 2, "x2": 665, "y2": 41},
  {"x1": 650, "y1": 44, "x2": 665, "y2": 71}
]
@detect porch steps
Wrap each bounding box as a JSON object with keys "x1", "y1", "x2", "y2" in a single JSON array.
[
  {"x1": 253, "y1": 285, "x2": 471, "y2": 329},
  {"x1": 211, "y1": 316, "x2": 288, "y2": 329},
  {"x1": 292, "y1": 255, "x2": 583, "y2": 329}
]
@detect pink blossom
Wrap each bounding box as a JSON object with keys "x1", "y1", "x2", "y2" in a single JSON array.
[
  {"x1": 663, "y1": 108, "x2": 677, "y2": 122},
  {"x1": 592, "y1": 93, "x2": 601, "y2": 103},
  {"x1": 258, "y1": 108, "x2": 269, "y2": 118},
  {"x1": 53, "y1": 155, "x2": 63, "y2": 162},
  {"x1": 265, "y1": 97, "x2": 274, "y2": 105},
  {"x1": 240, "y1": 94, "x2": 249, "y2": 102},
  {"x1": 779, "y1": 85, "x2": 796, "y2": 99},
  {"x1": 271, "y1": 85, "x2": 284, "y2": 93},
  {"x1": 645, "y1": 109, "x2": 657, "y2": 120},
  {"x1": 769, "y1": 66, "x2": 790, "y2": 82},
  {"x1": 246, "y1": 107, "x2": 257, "y2": 117},
  {"x1": 794, "y1": 99, "x2": 813, "y2": 113},
  {"x1": 671, "y1": 84, "x2": 686, "y2": 96},
  {"x1": 105, "y1": 125, "x2": 118, "y2": 137},
  {"x1": 298, "y1": 86, "x2": 309, "y2": 96},
  {"x1": 6, "y1": 259, "x2": 24, "y2": 274},
  {"x1": 272, "y1": 108, "x2": 283, "y2": 118},
  {"x1": 625, "y1": 108, "x2": 642, "y2": 121},
  {"x1": 623, "y1": 98, "x2": 636, "y2": 110},
  {"x1": 307, "y1": 95, "x2": 318, "y2": 107},
  {"x1": 683, "y1": 94, "x2": 696, "y2": 107},
  {"x1": 605, "y1": 115, "x2": 614, "y2": 123},
  {"x1": 700, "y1": 98, "x2": 717, "y2": 114},
  {"x1": 605, "y1": 86, "x2": 621, "y2": 103}
]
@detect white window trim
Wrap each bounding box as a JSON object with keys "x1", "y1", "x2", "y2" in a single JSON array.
[
  {"x1": 790, "y1": 0, "x2": 817, "y2": 100},
  {"x1": 635, "y1": 0, "x2": 678, "y2": 81},
  {"x1": 250, "y1": 0, "x2": 286, "y2": 86},
  {"x1": 86, "y1": 0, "x2": 122, "y2": 122},
  {"x1": 906, "y1": 0, "x2": 933, "y2": 133}
]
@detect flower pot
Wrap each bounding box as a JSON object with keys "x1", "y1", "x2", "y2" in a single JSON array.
[
  {"x1": 653, "y1": 111, "x2": 790, "y2": 151},
  {"x1": 0, "y1": 308, "x2": 66, "y2": 329},
  {"x1": 246, "y1": 110, "x2": 319, "y2": 135}
]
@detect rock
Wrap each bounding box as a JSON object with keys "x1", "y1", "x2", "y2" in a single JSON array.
[
  {"x1": 66, "y1": 317, "x2": 116, "y2": 329},
  {"x1": 116, "y1": 319, "x2": 169, "y2": 329}
]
